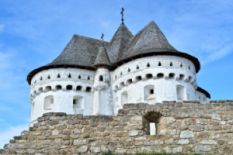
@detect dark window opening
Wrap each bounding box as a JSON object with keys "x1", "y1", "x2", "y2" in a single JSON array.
[
  {"x1": 47, "y1": 75, "x2": 51, "y2": 79},
  {"x1": 170, "y1": 62, "x2": 173, "y2": 66},
  {"x1": 40, "y1": 77, "x2": 43, "y2": 81},
  {"x1": 86, "y1": 87, "x2": 91, "y2": 92},
  {"x1": 180, "y1": 64, "x2": 183, "y2": 68},
  {"x1": 78, "y1": 75, "x2": 81, "y2": 79},
  {"x1": 136, "y1": 76, "x2": 142, "y2": 81},
  {"x1": 45, "y1": 86, "x2": 52, "y2": 91},
  {"x1": 87, "y1": 76, "x2": 90, "y2": 80},
  {"x1": 68, "y1": 74, "x2": 72, "y2": 78},
  {"x1": 158, "y1": 62, "x2": 162, "y2": 66},
  {"x1": 157, "y1": 73, "x2": 164, "y2": 78},
  {"x1": 147, "y1": 63, "x2": 150, "y2": 67},
  {"x1": 128, "y1": 68, "x2": 131, "y2": 72},
  {"x1": 66, "y1": 85, "x2": 73, "y2": 90},
  {"x1": 56, "y1": 85, "x2": 62, "y2": 90},
  {"x1": 99, "y1": 75, "x2": 103, "y2": 81},
  {"x1": 136, "y1": 66, "x2": 140, "y2": 70},
  {"x1": 179, "y1": 74, "x2": 184, "y2": 80},
  {"x1": 76, "y1": 86, "x2": 82, "y2": 91},
  {"x1": 146, "y1": 73, "x2": 153, "y2": 79},
  {"x1": 57, "y1": 74, "x2": 61, "y2": 78},
  {"x1": 149, "y1": 89, "x2": 154, "y2": 94},
  {"x1": 127, "y1": 79, "x2": 133, "y2": 84},
  {"x1": 169, "y1": 73, "x2": 175, "y2": 79}
]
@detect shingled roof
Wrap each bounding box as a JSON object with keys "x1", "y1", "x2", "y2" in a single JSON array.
[
  {"x1": 94, "y1": 45, "x2": 111, "y2": 68},
  {"x1": 27, "y1": 21, "x2": 201, "y2": 84}
]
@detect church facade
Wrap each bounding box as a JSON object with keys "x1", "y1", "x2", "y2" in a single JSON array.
[{"x1": 27, "y1": 21, "x2": 210, "y2": 124}]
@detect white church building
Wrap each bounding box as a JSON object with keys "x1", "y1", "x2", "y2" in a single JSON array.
[{"x1": 27, "y1": 19, "x2": 210, "y2": 124}]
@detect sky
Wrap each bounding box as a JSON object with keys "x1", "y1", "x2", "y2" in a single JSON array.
[{"x1": 0, "y1": 0, "x2": 233, "y2": 148}]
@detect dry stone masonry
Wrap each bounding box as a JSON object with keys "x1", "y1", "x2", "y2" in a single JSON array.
[{"x1": 1, "y1": 101, "x2": 233, "y2": 155}]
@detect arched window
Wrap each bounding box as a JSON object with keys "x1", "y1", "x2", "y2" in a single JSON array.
[
  {"x1": 56, "y1": 85, "x2": 62, "y2": 90},
  {"x1": 121, "y1": 91, "x2": 128, "y2": 104},
  {"x1": 128, "y1": 68, "x2": 131, "y2": 72},
  {"x1": 169, "y1": 73, "x2": 175, "y2": 79},
  {"x1": 127, "y1": 79, "x2": 133, "y2": 84},
  {"x1": 45, "y1": 86, "x2": 52, "y2": 91},
  {"x1": 76, "y1": 86, "x2": 82, "y2": 91},
  {"x1": 143, "y1": 112, "x2": 161, "y2": 135},
  {"x1": 66, "y1": 85, "x2": 73, "y2": 90},
  {"x1": 73, "y1": 96, "x2": 83, "y2": 114},
  {"x1": 68, "y1": 74, "x2": 72, "y2": 78},
  {"x1": 136, "y1": 66, "x2": 140, "y2": 70},
  {"x1": 146, "y1": 73, "x2": 153, "y2": 79},
  {"x1": 47, "y1": 75, "x2": 51, "y2": 79},
  {"x1": 144, "y1": 85, "x2": 155, "y2": 101},
  {"x1": 158, "y1": 62, "x2": 162, "y2": 66},
  {"x1": 157, "y1": 73, "x2": 164, "y2": 78},
  {"x1": 136, "y1": 76, "x2": 142, "y2": 81},
  {"x1": 44, "y1": 95, "x2": 53, "y2": 110},
  {"x1": 57, "y1": 74, "x2": 61, "y2": 78},
  {"x1": 147, "y1": 63, "x2": 150, "y2": 67},
  {"x1": 87, "y1": 76, "x2": 90, "y2": 80},
  {"x1": 99, "y1": 75, "x2": 103, "y2": 81},
  {"x1": 86, "y1": 86, "x2": 91, "y2": 92},
  {"x1": 180, "y1": 63, "x2": 183, "y2": 68},
  {"x1": 120, "y1": 72, "x2": 123, "y2": 76},
  {"x1": 177, "y1": 85, "x2": 185, "y2": 100},
  {"x1": 40, "y1": 77, "x2": 43, "y2": 81},
  {"x1": 78, "y1": 75, "x2": 81, "y2": 79}
]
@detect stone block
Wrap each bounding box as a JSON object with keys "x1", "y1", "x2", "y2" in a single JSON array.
[
  {"x1": 180, "y1": 130, "x2": 194, "y2": 138},
  {"x1": 200, "y1": 140, "x2": 217, "y2": 145},
  {"x1": 128, "y1": 130, "x2": 139, "y2": 137},
  {"x1": 177, "y1": 139, "x2": 189, "y2": 144},
  {"x1": 77, "y1": 145, "x2": 88, "y2": 153}
]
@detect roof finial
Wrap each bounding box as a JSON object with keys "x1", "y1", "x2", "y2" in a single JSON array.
[
  {"x1": 121, "y1": 7, "x2": 125, "y2": 25},
  {"x1": 101, "y1": 33, "x2": 104, "y2": 41},
  {"x1": 100, "y1": 33, "x2": 105, "y2": 46}
]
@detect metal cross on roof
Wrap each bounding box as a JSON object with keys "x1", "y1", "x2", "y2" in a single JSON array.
[
  {"x1": 101, "y1": 33, "x2": 104, "y2": 41},
  {"x1": 121, "y1": 7, "x2": 125, "y2": 24}
]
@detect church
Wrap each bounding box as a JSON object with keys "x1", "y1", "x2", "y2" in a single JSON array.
[{"x1": 27, "y1": 11, "x2": 210, "y2": 125}]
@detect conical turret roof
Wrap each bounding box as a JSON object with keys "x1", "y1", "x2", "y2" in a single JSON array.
[
  {"x1": 108, "y1": 24, "x2": 133, "y2": 62},
  {"x1": 119, "y1": 21, "x2": 177, "y2": 60},
  {"x1": 94, "y1": 45, "x2": 111, "y2": 67}
]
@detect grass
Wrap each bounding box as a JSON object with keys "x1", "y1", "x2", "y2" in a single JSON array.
[{"x1": 102, "y1": 152, "x2": 201, "y2": 155}]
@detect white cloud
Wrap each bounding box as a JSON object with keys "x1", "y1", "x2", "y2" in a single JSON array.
[
  {"x1": 0, "y1": 124, "x2": 28, "y2": 149},
  {"x1": 202, "y1": 44, "x2": 233, "y2": 65}
]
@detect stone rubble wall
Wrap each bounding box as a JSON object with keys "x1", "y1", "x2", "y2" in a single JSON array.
[{"x1": 1, "y1": 101, "x2": 233, "y2": 155}]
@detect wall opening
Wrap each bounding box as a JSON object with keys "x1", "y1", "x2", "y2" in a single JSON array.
[
  {"x1": 44, "y1": 95, "x2": 53, "y2": 110},
  {"x1": 179, "y1": 74, "x2": 184, "y2": 80},
  {"x1": 73, "y1": 96, "x2": 83, "y2": 114},
  {"x1": 177, "y1": 85, "x2": 185, "y2": 100},
  {"x1": 57, "y1": 74, "x2": 61, "y2": 78},
  {"x1": 158, "y1": 62, "x2": 161, "y2": 66},
  {"x1": 45, "y1": 86, "x2": 52, "y2": 91},
  {"x1": 127, "y1": 79, "x2": 133, "y2": 84},
  {"x1": 56, "y1": 85, "x2": 62, "y2": 90},
  {"x1": 136, "y1": 76, "x2": 142, "y2": 81},
  {"x1": 143, "y1": 111, "x2": 161, "y2": 135},
  {"x1": 121, "y1": 91, "x2": 128, "y2": 104},
  {"x1": 169, "y1": 73, "x2": 175, "y2": 79},
  {"x1": 157, "y1": 73, "x2": 164, "y2": 78},
  {"x1": 66, "y1": 85, "x2": 73, "y2": 90},
  {"x1": 144, "y1": 85, "x2": 155, "y2": 101},
  {"x1": 68, "y1": 74, "x2": 72, "y2": 78},
  {"x1": 86, "y1": 86, "x2": 92, "y2": 92},
  {"x1": 147, "y1": 63, "x2": 150, "y2": 67},
  {"x1": 76, "y1": 86, "x2": 82, "y2": 91},
  {"x1": 146, "y1": 73, "x2": 153, "y2": 79},
  {"x1": 99, "y1": 75, "x2": 103, "y2": 81}
]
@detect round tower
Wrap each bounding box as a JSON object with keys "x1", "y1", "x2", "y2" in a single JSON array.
[{"x1": 93, "y1": 42, "x2": 113, "y2": 115}]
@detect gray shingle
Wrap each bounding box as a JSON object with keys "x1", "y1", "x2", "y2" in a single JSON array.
[{"x1": 94, "y1": 46, "x2": 111, "y2": 67}]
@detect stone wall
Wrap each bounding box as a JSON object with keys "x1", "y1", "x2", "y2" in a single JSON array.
[{"x1": 1, "y1": 101, "x2": 233, "y2": 154}]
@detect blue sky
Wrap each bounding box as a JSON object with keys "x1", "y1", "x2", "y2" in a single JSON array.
[{"x1": 0, "y1": 0, "x2": 233, "y2": 148}]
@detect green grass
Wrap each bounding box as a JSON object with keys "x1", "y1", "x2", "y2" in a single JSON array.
[{"x1": 102, "y1": 152, "x2": 201, "y2": 155}]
